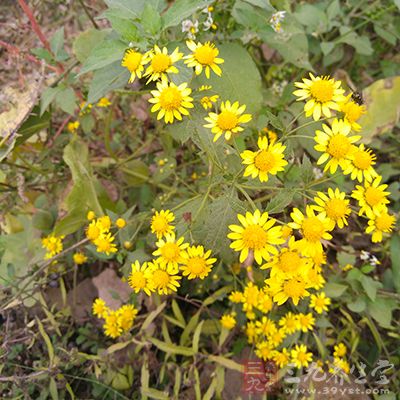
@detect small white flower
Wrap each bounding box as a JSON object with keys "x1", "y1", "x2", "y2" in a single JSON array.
[
  {"x1": 313, "y1": 167, "x2": 324, "y2": 179},
  {"x1": 360, "y1": 250, "x2": 370, "y2": 261},
  {"x1": 203, "y1": 16, "x2": 214, "y2": 31},
  {"x1": 270, "y1": 11, "x2": 286, "y2": 33},
  {"x1": 370, "y1": 256, "x2": 380, "y2": 266},
  {"x1": 182, "y1": 19, "x2": 199, "y2": 39}
]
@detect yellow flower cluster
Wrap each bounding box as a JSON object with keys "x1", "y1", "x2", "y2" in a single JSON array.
[
  {"x1": 92, "y1": 298, "x2": 138, "y2": 338},
  {"x1": 293, "y1": 74, "x2": 395, "y2": 243},
  {"x1": 42, "y1": 233, "x2": 64, "y2": 259},
  {"x1": 85, "y1": 212, "x2": 126, "y2": 256},
  {"x1": 127, "y1": 209, "x2": 217, "y2": 296}
]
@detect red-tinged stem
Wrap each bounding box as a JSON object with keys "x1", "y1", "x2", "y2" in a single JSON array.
[
  {"x1": 17, "y1": 0, "x2": 64, "y2": 72},
  {"x1": 47, "y1": 115, "x2": 72, "y2": 148},
  {"x1": 0, "y1": 40, "x2": 58, "y2": 72},
  {"x1": 17, "y1": 0, "x2": 50, "y2": 51}
]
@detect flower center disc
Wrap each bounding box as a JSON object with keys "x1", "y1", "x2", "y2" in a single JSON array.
[
  {"x1": 353, "y1": 150, "x2": 372, "y2": 170},
  {"x1": 152, "y1": 216, "x2": 168, "y2": 232},
  {"x1": 241, "y1": 225, "x2": 268, "y2": 250},
  {"x1": 125, "y1": 52, "x2": 142, "y2": 71},
  {"x1": 302, "y1": 217, "x2": 324, "y2": 242},
  {"x1": 325, "y1": 198, "x2": 347, "y2": 220},
  {"x1": 217, "y1": 110, "x2": 238, "y2": 131},
  {"x1": 159, "y1": 87, "x2": 182, "y2": 110},
  {"x1": 310, "y1": 80, "x2": 334, "y2": 102},
  {"x1": 130, "y1": 271, "x2": 146, "y2": 289},
  {"x1": 195, "y1": 45, "x2": 216, "y2": 65},
  {"x1": 187, "y1": 257, "x2": 207, "y2": 274},
  {"x1": 152, "y1": 269, "x2": 170, "y2": 287},
  {"x1": 375, "y1": 214, "x2": 393, "y2": 231},
  {"x1": 254, "y1": 150, "x2": 276, "y2": 172},
  {"x1": 151, "y1": 54, "x2": 171, "y2": 72},
  {"x1": 278, "y1": 251, "x2": 301, "y2": 272},
  {"x1": 161, "y1": 243, "x2": 180, "y2": 260},
  {"x1": 283, "y1": 279, "x2": 305, "y2": 298},
  {"x1": 365, "y1": 187, "x2": 384, "y2": 206},
  {"x1": 327, "y1": 134, "x2": 351, "y2": 159}
]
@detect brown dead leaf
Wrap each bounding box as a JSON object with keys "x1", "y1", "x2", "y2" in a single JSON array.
[{"x1": 92, "y1": 268, "x2": 131, "y2": 310}]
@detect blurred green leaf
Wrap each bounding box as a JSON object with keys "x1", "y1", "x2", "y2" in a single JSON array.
[
  {"x1": 358, "y1": 76, "x2": 400, "y2": 143},
  {"x1": 162, "y1": 0, "x2": 212, "y2": 29},
  {"x1": 73, "y1": 28, "x2": 108, "y2": 63}
]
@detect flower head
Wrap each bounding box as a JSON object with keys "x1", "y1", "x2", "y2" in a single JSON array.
[
  {"x1": 333, "y1": 343, "x2": 347, "y2": 358},
  {"x1": 180, "y1": 245, "x2": 217, "y2": 279},
  {"x1": 293, "y1": 73, "x2": 346, "y2": 120},
  {"x1": 313, "y1": 188, "x2": 351, "y2": 229},
  {"x1": 255, "y1": 341, "x2": 274, "y2": 361},
  {"x1": 343, "y1": 144, "x2": 378, "y2": 182},
  {"x1": 228, "y1": 210, "x2": 284, "y2": 264},
  {"x1": 151, "y1": 209, "x2": 175, "y2": 239},
  {"x1": 92, "y1": 298, "x2": 109, "y2": 319},
  {"x1": 121, "y1": 49, "x2": 147, "y2": 83},
  {"x1": 147, "y1": 260, "x2": 182, "y2": 295},
  {"x1": 273, "y1": 348, "x2": 290, "y2": 368},
  {"x1": 116, "y1": 218, "x2": 126, "y2": 229},
  {"x1": 93, "y1": 232, "x2": 118, "y2": 255},
  {"x1": 143, "y1": 45, "x2": 183, "y2": 82},
  {"x1": 148, "y1": 77, "x2": 194, "y2": 124},
  {"x1": 97, "y1": 97, "x2": 111, "y2": 108},
  {"x1": 352, "y1": 176, "x2": 390, "y2": 218},
  {"x1": 184, "y1": 41, "x2": 224, "y2": 78},
  {"x1": 266, "y1": 274, "x2": 310, "y2": 306},
  {"x1": 310, "y1": 292, "x2": 331, "y2": 314},
  {"x1": 365, "y1": 209, "x2": 396, "y2": 243},
  {"x1": 73, "y1": 252, "x2": 88, "y2": 265},
  {"x1": 67, "y1": 121, "x2": 80, "y2": 133},
  {"x1": 289, "y1": 206, "x2": 332, "y2": 257},
  {"x1": 279, "y1": 312, "x2": 300, "y2": 335},
  {"x1": 116, "y1": 304, "x2": 138, "y2": 332},
  {"x1": 314, "y1": 119, "x2": 361, "y2": 173},
  {"x1": 128, "y1": 261, "x2": 154, "y2": 296},
  {"x1": 220, "y1": 313, "x2": 236, "y2": 330},
  {"x1": 153, "y1": 233, "x2": 189, "y2": 270},
  {"x1": 297, "y1": 313, "x2": 315, "y2": 332},
  {"x1": 42, "y1": 234, "x2": 64, "y2": 259},
  {"x1": 241, "y1": 136, "x2": 288, "y2": 182},
  {"x1": 340, "y1": 94, "x2": 366, "y2": 131},
  {"x1": 103, "y1": 311, "x2": 122, "y2": 338},
  {"x1": 291, "y1": 344, "x2": 313, "y2": 368},
  {"x1": 204, "y1": 100, "x2": 252, "y2": 142},
  {"x1": 200, "y1": 94, "x2": 219, "y2": 110}
]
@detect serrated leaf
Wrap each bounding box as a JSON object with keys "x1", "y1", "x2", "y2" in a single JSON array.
[
  {"x1": 265, "y1": 189, "x2": 294, "y2": 214},
  {"x1": 203, "y1": 193, "x2": 238, "y2": 257},
  {"x1": 73, "y1": 28, "x2": 108, "y2": 63},
  {"x1": 162, "y1": 0, "x2": 212, "y2": 29},
  {"x1": 195, "y1": 43, "x2": 262, "y2": 114},
  {"x1": 79, "y1": 40, "x2": 127, "y2": 75},
  {"x1": 87, "y1": 61, "x2": 130, "y2": 104}
]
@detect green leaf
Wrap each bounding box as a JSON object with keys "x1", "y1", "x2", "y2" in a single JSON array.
[
  {"x1": 49, "y1": 378, "x2": 59, "y2": 400},
  {"x1": 203, "y1": 193, "x2": 241, "y2": 258},
  {"x1": 79, "y1": 40, "x2": 127, "y2": 75},
  {"x1": 242, "y1": 0, "x2": 274, "y2": 11},
  {"x1": 367, "y1": 297, "x2": 396, "y2": 328},
  {"x1": 50, "y1": 28, "x2": 68, "y2": 61},
  {"x1": 347, "y1": 296, "x2": 367, "y2": 312},
  {"x1": 40, "y1": 86, "x2": 63, "y2": 116},
  {"x1": 141, "y1": 388, "x2": 169, "y2": 400},
  {"x1": 337, "y1": 27, "x2": 373, "y2": 56},
  {"x1": 16, "y1": 107, "x2": 50, "y2": 146},
  {"x1": 87, "y1": 61, "x2": 130, "y2": 104},
  {"x1": 360, "y1": 275, "x2": 382, "y2": 301},
  {"x1": 192, "y1": 320, "x2": 204, "y2": 354},
  {"x1": 54, "y1": 209, "x2": 87, "y2": 236},
  {"x1": 208, "y1": 355, "x2": 244, "y2": 372},
  {"x1": 294, "y1": 4, "x2": 328, "y2": 33},
  {"x1": 73, "y1": 28, "x2": 108, "y2": 63},
  {"x1": 390, "y1": 234, "x2": 400, "y2": 293},
  {"x1": 141, "y1": 4, "x2": 162, "y2": 36},
  {"x1": 121, "y1": 160, "x2": 150, "y2": 187},
  {"x1": 140, "y1": 302, "x2": 166, "y2": 331},
  {"x1": 162, "y1": 0, "x2": 212, "y2": 29},
  {"x1": 265, "y1": 189, "x2": 295, "y2": 214},
  {"x1": 149, "y1": 338, "x2": 195, "y2": 356},
  {"x1": 107, "y1": 14, "x2": 140, "y2": 42},
  {"x1": 56, "y1": 87, "x2": 76, "y2": 115},
  {"x1": 195, "y1": 43, "x2": 263, "y2": 114},
  {"x1": 180, "y1": 310, "x2": 200, "y2": 346},
  {"x1": 323, "y1": 282, "x2": 348, "y2": 298},
  {"x1": 171, "y1": 299, "x2": 186, "y2": 327},
  {"x1": 358, "y1": 76, "x2": 400, "y2": 143},
  {"x1": 104, "y1": 0, "x2": 149, "y2": 18}
]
